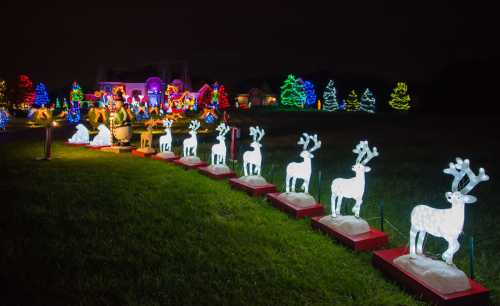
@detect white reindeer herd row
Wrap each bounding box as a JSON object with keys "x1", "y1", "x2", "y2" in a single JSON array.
[{"x1": 70, "y1": 119, "x2": 490, "y2": 266}]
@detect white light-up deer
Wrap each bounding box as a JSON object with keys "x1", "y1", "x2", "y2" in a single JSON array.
[
  {"x1": 159, "y1": 119, "x2": 173, "y2": 152},
  {"x1": 409, "y1": 158, "x2": 489, "y2": 265},
  {"x1": 211, "y1": 122, "x2": 230, "y2": 165},
  {"x1": 331, "y1": 141, "x2": 378, "y2": 218},
  {"x1": 285, "y1": 133, "x2": 322, "y2": 193},
  {"x1": 242, "y1": 126, "x2": 265, "y2": 176},
  {"x1": 183, "y1": 120, "x2": 200, "y2": 157}
]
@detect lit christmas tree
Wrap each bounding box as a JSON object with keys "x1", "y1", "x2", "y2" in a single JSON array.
[
  {"x1": 345, "y1": 89, "x2": 360, "y2": 112},
  {"x1": 389, "y1": 82, "x2": 411, "y2": 111},
  {"x1": 34, "y1": 82, "x2": 50, "y2": 108},
  {"x1": 322, "y1": 80, "x2": 340, "y2": 111},
  {"x1": 15, "y1": 75, "x2": 35, "y2": 109},
  {"x1": 67, "y1": 101, "x2": 81, "y2": 124},
  {"x1": 55, "y1": 97, "x2": 61, "y2": 109},
  {"x1": 70, "y1": 81, "x2": 84, "y2": 104},
  {"x1": 280, "y1": 74, "x2": 305, "y2": 107},
  {"x1": 303, "y1": 80, "x2": 317, "y2": 107},
  {"x1": 360, "y1": 88, "x2": 376, "y2": 113}
]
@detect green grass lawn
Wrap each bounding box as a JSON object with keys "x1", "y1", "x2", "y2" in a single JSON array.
[{"x1": 1, "y1": 111, "x2": 499, "y2": 305}]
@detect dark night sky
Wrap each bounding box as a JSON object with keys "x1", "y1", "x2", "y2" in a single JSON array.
[{"x1": 1, "y1": 3, "x2": 498, "y2": 93}]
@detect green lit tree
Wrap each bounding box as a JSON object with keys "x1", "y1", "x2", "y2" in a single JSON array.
[
  {"x1": 345, "y1": 89, "x2": 360, "y2": 112},
  {"x1": 280, "y1": 74, "x2": 305, "y2": 107},
  {"x1": 70, "y1": 81, "x2": 84, "y2": 103},
  {"x1": 360, "y1": 88, "x2": 376, "y2": 113},
  {"x1": 322, "y1": 80, "x2": 339, "y2": 111},
  {"x1": 388, "y1": 82, "x2": 411, "y2": 111}
]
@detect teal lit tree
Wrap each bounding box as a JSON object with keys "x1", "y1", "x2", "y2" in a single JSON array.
[
  {"x1": 34, "y1": 82, "x2": 50, "y2": 108},
  {"x1": 55, "y1": 97, "x2": 61, "y2": 109},
  {"x1": 322, "y1": 80, "x2": 339, "y2": 111},
  {"x1": 345, "y1": 90, "x2": 360, "y2": 112},
  {"x1": 280, "y1": 74, "x2": 305, "y2": 107},
  {"x1": 360, "y1": 88, "x2": 376, "y2": 113},
  {"x1": 389, "y1": 82, "x2": 411, "y2": 111},
  {"x1": 303, "y1": 80, "x2": 316, "y2": 107}
]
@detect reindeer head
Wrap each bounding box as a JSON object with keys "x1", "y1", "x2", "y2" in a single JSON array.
[
  {"x1": 352, "y1": 140, "x2": 378, "y2": 173},
  {"x1": 297, "y1": 133, "x2": 321, "y2": 159},
  {"x1": 249, "y1": 126, "x2": 265, "y2": 149},
  {"x1": 188, "y1": 120, "x2": 200, "y2": 136},
  {"x1": 215, "y1": 122, "x2": 230, "y2": 141},
  {"x1": 163, "y1": 119, "x2": 173, "y2": 129},
  {"x1": 444, "y1": 158, "x2": 489, "y2": 206}
]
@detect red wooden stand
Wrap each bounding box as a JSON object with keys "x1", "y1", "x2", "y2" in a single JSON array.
[
  {"x1": 198, "y1": 166, "x2": 237, "y2": 180},
  {"x1": 150, "y1": 155, "x2": 179, "y2": 162},
  {"x1": 173, "y1": 158, "x2": 208, "y2": 170},
  {"x1": 228, "y1": 178, "x2": 277, "y2": 197},
  {"x1": 267, "y1": 193, "x2": 324, "y2": 219},
  {"x1": 311, "y1": 216, "x2": 388, "y2": 251},
  {"x1": 372, "y1": 248, "x2": 489, "y2": 306},
  {"x1": 131, "y1": 149, "x2": 155, "y2": 158},
  {"x1": 64, "y1": 142, "x2": 88, "y2": 147},
  {"x1": 85, "y1": 145, "x2": 109, "y2": 150}
]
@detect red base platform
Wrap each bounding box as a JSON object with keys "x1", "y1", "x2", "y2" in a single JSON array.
[
  {"x1": 172, "y1": 158, "x2": 208, "y2": 170},
  {"x1": 372, "y1": 248, "x2": 489, "y2": 306},
  {"x1": 150, "y1": 155, "x2": 180, "y2": 162},
  {"x1": 267, "y1": 193, "x2": 324, "y2": 219},
  {"x1": 228, "y1": 178, "x2": 277, "y2": 197},
  {"x1": 311, "y1": 216, "x2": 388, "y2": 251},
  {"x1": 85, "y1": 145, "x2": 110, "y2": 150},
  {"x1": 64, "y1": 142, "x2": 88, "y2": 147},
  {"x1": 198, "y1": 166, "x2": 237, "y2": 180},
  {"x1": 131, "y1": 149, "x2": 156, "y2": 158}
]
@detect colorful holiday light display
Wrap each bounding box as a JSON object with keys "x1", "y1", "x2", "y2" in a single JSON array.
[
  {"x1": 280, "y1": 74, "x2": 306, "y2": 108},
  {"x1": 70, "y1": 82, "x2": 84, "y2": 104},
  {"x1": 242, "y1": 126, "x2": 265, "y2": 176},
  {"x1": 330, "y1": 141, "x2": 379, "y2": 218},
  {"x1": 68, "y1": 123, "x2": 90, "y2": 144},
  {"x1": 345, "y1": 90, "x2": 360, "y2": 112},
  {"x1": 285, "y1": 133, "x2": 321, "y2": 193},
  {"x1": 360, "y1": 88, "x2": 376, "y2": 113},
  {"x1": 322, "y1": 80, "x2": 340, "y2": 111},
  {"x1": 303, "y1": 80, "x2": 317, "y2": 107},
  {"x1": 34, "y1": 82, "x2": 50, "y2": 108},
  {"x1": 389, "y1": 82, "x2": 411, "y2": 111},
  {"x1": 67, "y1": 101, "x2": 81, "y2": 124}
]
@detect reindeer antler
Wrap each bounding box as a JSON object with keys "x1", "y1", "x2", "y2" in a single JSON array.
[
  {"x1": 255, "y1": 126, "x2": 265, "y2": 142},
  {"x1": 249, "y1": 126, "x2": 257, "y2": 141},
  {"x1": 163, "y1": 119, "x2": 173, "y2": 128},
  {"x1": 353, "y1": 141, "x2": 378, "y2": 165},
  {"x1": 189, "y1": 120, "x2": 200, "y2": 131},
  {"x1": 298, "y1": 133, "x2": 311, "y2": 151},
  {"x1": 216, "y1": 122, "x2": 230, "y2": 137},
  {"x1": 308, "y1": 134, "x2": 321, "y2": 153},
  {"x1": 444, "y1": 158, "x2": 489, "y2": 194}
]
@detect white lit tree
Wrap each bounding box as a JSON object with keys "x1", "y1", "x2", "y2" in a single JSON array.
[
  {"x1": 322, "y1": 80, "x2": 339, "y2": 111},
  {"x1": 360, "y1": 88, "x2": 376, "y2": 113}
]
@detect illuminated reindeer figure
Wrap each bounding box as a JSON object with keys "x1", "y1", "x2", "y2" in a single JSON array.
[
  {"x1": 285, "y1": 133, "x2": 322, "y2": 193},
  {"x1": 242, "y1": 126, "x2": 265, "y2": 176},
  {"x1": 410, "y1": 158, "x2": 489, "y2": 265},
  {"x1": 211, "y1": 122, "x2": 230, "y2": 165},
  {"x1": 183, "y1": 120, "x2": 200, "y2": 157},
  {"x1": 159, "y1": 119, "x2": 173, "y2": 152},
  {"x1": 331, "y1": 141, "x2": 378, "y2": 218}
]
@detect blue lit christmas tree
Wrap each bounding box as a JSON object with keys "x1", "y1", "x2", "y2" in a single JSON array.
[
  {"x1": 303, "y1": 80, "x2": 317, "y2": 107},
  {"x1": 322, "y1": 80, "x2": 340, "y2": 111},
  {"x1": 34, "y1": 82, "x2": 50, "y2": 108},
  {"x1": 67, "y1": 101, "x2": 81, "y2": 124},
  {"x1": 360, "y1": 88, "x2": 376, "y2": 113}
]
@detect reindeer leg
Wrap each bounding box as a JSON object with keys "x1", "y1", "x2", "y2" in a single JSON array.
[
  {"x1": 285, "y1": 174, "x2": 291, "y2": 193},
  {"x1": 256, "y1": 164, "x2": 261, "y2": 176},
  {"x1": 409, "y1": 226, "x2": 418, "y2": 259},
  {"x1": 416, "y1": 230, "x2": 426, "y2": 255},
  {"x1": 336, "y1": 196, "x2": 343, "y2": 216},
  {"x1": 443, "y1": 237, "x2": 460, "y2": 265},
  {"x1": 243, "y1": 162, "x2": 248, "y2": 176},
  {"x1": 352, "y1": 199, "x2": 362, "y2": 218},
  {"x1": 331, "y1": 193, "x2": 337, "y2": 217},
  {"x1": 291, "y1": 177, "x2": 297, "y2": 193}
]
